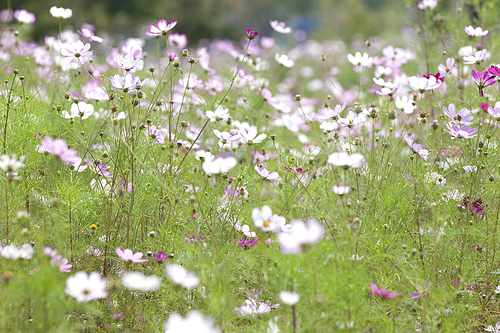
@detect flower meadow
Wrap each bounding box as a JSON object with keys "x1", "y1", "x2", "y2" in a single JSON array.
[{"x1": 3, "y1": 1, "x2": 500, "y2": 332}]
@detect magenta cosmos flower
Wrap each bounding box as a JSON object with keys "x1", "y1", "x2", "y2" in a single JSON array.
[
  {"x1": 146, "y1": 19, "x2": 177, "y2": 37},
  {"x1": 41, "y1": 137, "x2": 81, "y2": 166},
  {"x1": 116, "y1": 248, "x2": 148, "y2": 263},
  {"x1": 246, "y1": 29, "x2": 258, "y2": 40},
  {"x1": 370, "y1": 283, "x2": 399, "y2": 299},
  {"x1": 61, "y1": 40, "x2": 93, "y2": 65},
  {"x1": 471, "y1": 70, "x2": 496, "y2": 96}
]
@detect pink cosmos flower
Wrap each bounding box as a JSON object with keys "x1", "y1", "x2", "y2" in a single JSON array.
[
  {"x1": 254, "y1": 165, "x2": 281, "y2": 181},
  {"x1": 41, "y1": 137, "x2": 81, "y2": 166},
  {"x1": 464, "y1": 26, "x2": 488, "y2": 37},
  {"x1": 442, "y1": 104, "x2": 473, "y2": 126},
  {"x1": 444, "y1": 124, "x2": 477, "y2": 139},
  {"x1": 488, "y1": 65, "x2": 500, "y2": 77},
  {"x1": 13, "y1": 9, "x2": 35, "y2": 24},
  {"x1": 145, "y1": 125, "x2": 165, "y2": 144},
  {"x1": 51, "y1": 255, "x2": 73, "y2": 273},
  {"x1": 109, "y1": 73, "x2": 141, "y2": 91},
  {"x1": 167, "y1": 33, "x2": 188, "y2": 49},
  {"x1": 488, "y1": 102, "x2": 500, "y2": 119},
  {"x1": 146, "y1": 19, "x2": 177, "y2": 37},
  {"x1": 116, "y1": 248, "x2": 148, "y2": 263},
  {"x1": 370, "y1": 283, "x2": 399, "y2": 299},
  {"x1": 78, "y1": 28, "x2": 103, "y2": 43},
  {"x1": 270, "y1": 20, "x2": 293, "y2": 34},
  {"x1": 61, "y1": 40, "x2": 93, "y2": 65},
  {"x1": 405, "y1": 136, "x2": 430, "y2": 161}
]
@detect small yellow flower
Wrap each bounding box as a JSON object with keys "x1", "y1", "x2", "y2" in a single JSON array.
[{"x1": 90, "y1": 224, "x2": 97, "y2": 230}]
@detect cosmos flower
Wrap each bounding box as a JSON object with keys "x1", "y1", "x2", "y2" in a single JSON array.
[
  {"x1": 277, "y1": 218, "x2": 324, "y2": 255},
  {"x1": 442, "y1": 104, "x2": 473, "y2": 126},
  {"x1": 13, "y1": 9, "x2": 35, "y2": 24},
  {"x1": 65, "y1": 271, "x2": 107, "y2": 303},
  {"x1": 165, "y1": 263, "x2": 199, "y2": 289},
  {"x1": 202, "y1": 156, "x2": 237, "y2": 175},
  {"x1": 122, "y1": 272, "x2": 161, "y2": 292},
  {"x1": 327, "y1": 151, "x2": 365, "y2": 169},
  {"x1": 78, "y1": 28, "x2": 103, "y2": 43},
  {"x1": 60, "y1": 40, "x2": 93, "y2": 65},
  {"x1": 280, "y1": 291, "x2": 300, "y2": 306},
  {"x1": 270, "y1": 20, "x2": 293, "y2": 34},
  {"x1": 49, "y1": 6, "x2": 72, "y2": 19},
  {"x1": 275, "y1": 53, "x2": 294, "y2": 68},
  {"x1": 116, "y1": 248, "x2": 148, "y2": 263},
  {"x1": 0, "y1": 154, "x2": 25, "y2": 172},
  {"x1": 164, "y1": 311, "x2": 220, "y2": 333},
  {"x1": 331, "y1": 185, "x2": 350, "y2": 196},
  {"x1": 438, "y1": 57, "x2": 455, "y2": 77},
  {"x1": 464, "y1": 26, "x2": 488, "y2": 37},
  {"x1": 405, "y1": 135, "x2": 430, "y2": 161},
  {"x1": 109, "y1": 73, "x2": 141, "y2": 91},
  {"x1": 205, "y1": 106, "x2": 230, "y2": 122},
  {"x1": 370, "y1": 283, "x2": 399, "y2": 299},
  {"x1": 347, "y1": 52, "x2": 373, "y2": 67},
  {"x1": 417, "y1": 0, "x2": 437, "y2": 10},
  {"x1": 245, "y1": 29, "x2": 258, "y2": 40},
  {"x1": 407, "y1": 75, "x2": 442, "y2": 92},
  {"x1": 60, "y1": 102, "x2": 95, "y2": 120},
  {"x1": 254, "y1": 165, "x2": 281, "y2": 181},
  {"x1": 463, "y1": 49, "x2": 490, "y2": 65},
  {"x1": 146, "y1": 19, "x2": 177, "y2": 37},
  {"x1": 40, "y1": 137, "x2": 81, "y2": 166},
  {"x1": 444, "y1": 124, "x2": 477, "y2": 139}
]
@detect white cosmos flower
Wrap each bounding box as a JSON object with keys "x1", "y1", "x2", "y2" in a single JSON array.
[
  {"x1": 164, "y1": 310, "x2": 220, "y2": 333},
  {"x1": 202, "y1": 156, "x2": 237, "y2": 175},
  {"x1": 65, "y1": 271, "x2": 107, "y2": 303},
  {"x1": 205, "y1": 106, "x2": 230, "y2": 122},
  {"x1": 122, "y1": 272, "x2": 160, "y2": 292},
  {"x1": 165, "y1": 263, "x2": 199, "y2": 289},
  {"x1": 279, "y1": 291, "x2": 300, "y2": 305},
  {"x1": 49, "y1": 6, "x2": 72, "y2": 19},
  {"x1": 270, "y1": 20, "x2": 293, "y2": 34},
  {"x1": 0, "y1": 154, "x2": 25, "y2": 172},
  {"x1": 0, "y1": 243, "x2": 34, "y2": 260},
  {"x1": 395, "y1": 95, "x2": 416, "y2": 114},
  {"x1": 275, "y1": 53, "x2": 294, "y2": 68},
  {"x1": 328, "y1": 151, "x2": 365, "y2": 169},
  {"x1": 277, "y1": 218, "x2": 324, "y2": 255},
  {"x1": 347, "y1": 52, "x2": 373, "y2": 67},
  {"x1": 464, "y1": 26, "x2": 488, "y2": 37},
  {"x1": 252, "y1": 206, "x2": 283, "y2": 233},
  {"x1": 61, "y1": 102, "x2": 95, "y2": 120}
]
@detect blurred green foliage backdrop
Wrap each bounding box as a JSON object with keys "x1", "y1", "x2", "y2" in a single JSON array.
[{"x1": 11, "y1": 0, "x2": 408, "y2": 43}]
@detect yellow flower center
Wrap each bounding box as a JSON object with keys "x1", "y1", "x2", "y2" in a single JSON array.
[{"x1": 263, "y1": 221, "x2": 270, "y2": 227}]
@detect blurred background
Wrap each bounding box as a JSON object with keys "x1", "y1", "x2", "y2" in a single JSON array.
[{"x1": 9, "y1": 0, "x2": 420, "y2": 44}]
